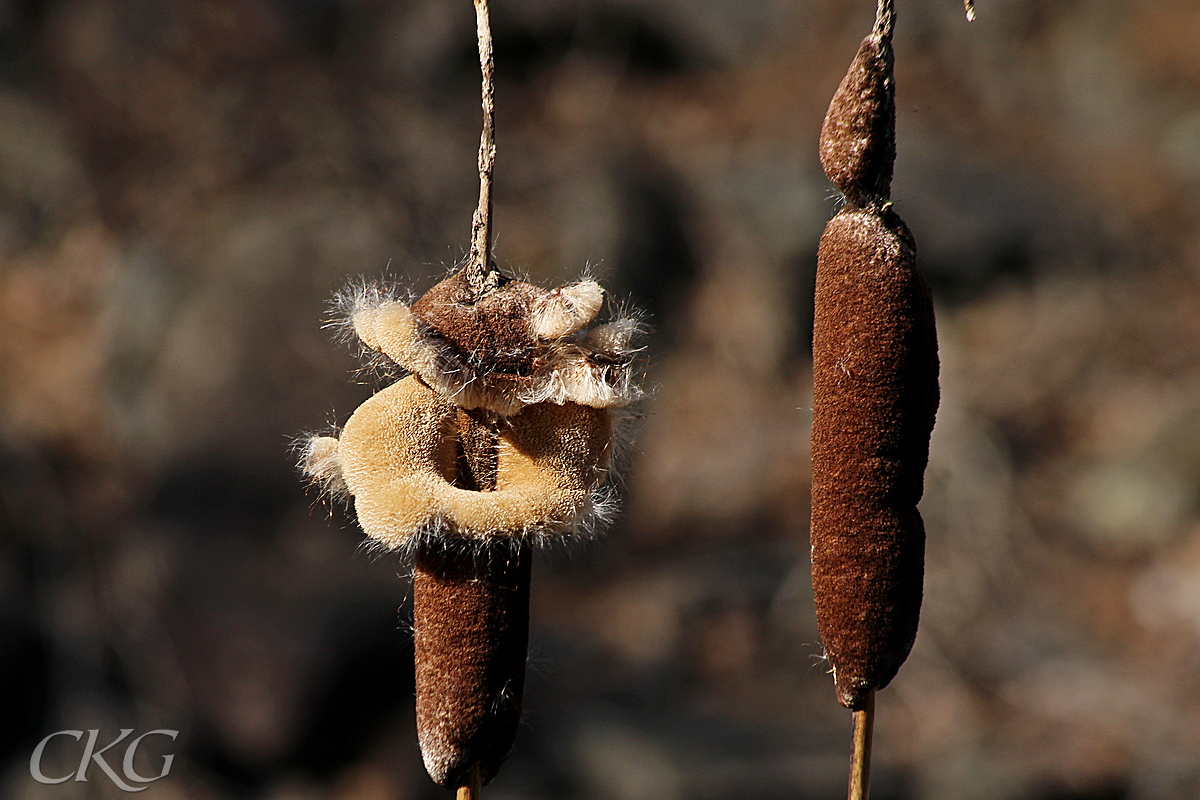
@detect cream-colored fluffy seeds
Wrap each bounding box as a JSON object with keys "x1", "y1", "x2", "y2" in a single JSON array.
[
  {"x1": 322, "y1": 376, "x2": 611, "y2": 548},
  {"x1": 580, "y1": 319, "x2": 640, "y2": 355},
  {"x1": 352, "y1": 301, "x2": 443, "y2": 381},
  {"x1": 348, "y1": 281, "x2": 641, "y2": 413},
  {"x1": 303, "y1": 435, "x2": 347, "y2": 496},
  {"x1": 529, "y1": 281, "x2": 604, "y2": 339}
]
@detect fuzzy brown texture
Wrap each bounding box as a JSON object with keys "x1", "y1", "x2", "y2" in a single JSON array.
[
  {"x1": 413, "y1": 543, "x2": 531, "y2": 788},
  {"x1": 351, "y1": 273, "x2": 640, "y2": 415},
  {"x1": 412, "y1": 269, "x2": 545, "y2": 380},
  {"x1": 810, "y1": 207, "x2": 939, "y2": 710},
  {"x1": 413, "y1": 410, "x2": 531, "y2": 788},
  {"x1": 455, "y1": 407, "x2": 499, "y2": 491},
  {"x1": 819, "y1": 34, "x2": 896, "y2": 210}
]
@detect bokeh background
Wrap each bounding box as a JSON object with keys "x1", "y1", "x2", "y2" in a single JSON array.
[{"x1": 3, "y1": 0, "x2": 1200, "y2": 798}]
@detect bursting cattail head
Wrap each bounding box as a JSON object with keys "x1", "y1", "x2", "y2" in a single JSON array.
[
  {"x1": 301, "y1": 265, "x2": 645, "y2": 790},
  {"x1": 348, "y1": 269, "x2": 642, "y2": 416},
  {"x1": 301, "y1": 270, "x2": 643, "y2": 551}
]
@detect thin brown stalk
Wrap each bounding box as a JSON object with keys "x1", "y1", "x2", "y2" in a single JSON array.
[
  {"x1": 466, "y1": 0, "x2": 500, "y2": 297},
  {"x1": 847, "y1": 691, "x2": 876, "y2": 800},
  {"x1": 873, "y1": 0, "x2": 894, "y2": 41},
  {"x1": 457, "y1": 764, "x2": 483, "y2": 800}
]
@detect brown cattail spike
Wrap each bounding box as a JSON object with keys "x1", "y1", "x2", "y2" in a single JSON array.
[
  {"x1": 413, "y1": 409, "x2": 530, "y2": 789},
  {"x1": 819, "y1": 0, "x2": 896, "y2": 210},
  {"x1": 301, "y1": 0, "x2": 644, "y2": 793},
  {"x1": 414, "y1": 540, "x2": 531, "y2": 788},
  {"x1": 810, "y1": 206, "x2": 938, "y2": 710}
]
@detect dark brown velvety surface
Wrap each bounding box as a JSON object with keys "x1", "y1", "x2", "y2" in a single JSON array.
[
  {"x1": 411, "y1": 269, "x2": 543, "y2": 378},
  {"x1": 819, "y1": 34, "x2": 895, "y2": 210},
  {"x1": 412, "y1": 410, "x2": 531, "y2": 787},
  {"x1": 809, "y1": 208, "x2": 939, "y2": 709}
]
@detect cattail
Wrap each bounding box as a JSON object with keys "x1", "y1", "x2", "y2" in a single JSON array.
[
  {"x1": 301, "y1": 1, "x2": 642, "y2": 793},
  {"x1": 818, "y1": 9, "x2": 895, "y2": 212},
  {"x1": 305, "y1": 269, "x2": 631, "y2": 789},
  {"x1": 810, "y1": 205, "x2": 938, "y2": 709},
  {"x1": 809, "y1": 0, "x2": 939, "y2": 795},
  {"x1": 413, "y1": 409, "x2": 529, "y2": 789}
]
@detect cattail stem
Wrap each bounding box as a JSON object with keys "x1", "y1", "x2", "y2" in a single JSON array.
[
  {"x1": 457, "y1": 764, "x2": 483, "y2": 800},
  {"x1": 873, "y1": 0, "x2": 894, "y2": 41},
  {"x1": 466, "y1": 0, "x2": 500, "y2": 297},
  {"x1": 847, "y1": 691, "x2": 876, "y2": 800}
]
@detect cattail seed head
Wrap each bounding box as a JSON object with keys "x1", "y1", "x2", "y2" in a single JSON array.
[
  {"x1": 810, "y1": 207, "x2": 938, "y2": 710},
  {"x1": 303, "y1": 264, "x2": 644, "y2": 788},
  {"x1": 810, "y1": 0, "x2": 938, "y2": 712},
  {"x1": 819, "y1": 33, "x2": 896, "y2": 210},
  {"x1": 413, "y1": 540, "x2": 531, "y2": 788},
  {"x1": 304, "y1": 0, "x2": 646, "y2": 786}
]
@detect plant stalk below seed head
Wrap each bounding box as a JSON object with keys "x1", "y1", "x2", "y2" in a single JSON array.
[
  {"x1": 457, "y1": 763, "x2": 483, "y2": 800},
  {"x1": 848, "y1": 691, "x2": 875, "y2": 800}
]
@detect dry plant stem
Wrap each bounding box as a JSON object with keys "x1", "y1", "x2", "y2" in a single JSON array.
[
  {"x1": 466, "y1": 0, "x2": 500, "y2": 296},
  {"x1": 873, "y1": 0, "x2": 893, "y2": 40},
  {"x1": 457, "y1": 764, "x2": 483, "y2": 800},
  {"x1": 847, "y1": 691, "x2": 876, "y2": 800}
]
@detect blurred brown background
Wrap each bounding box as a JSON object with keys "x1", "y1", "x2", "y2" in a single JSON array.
[{"x1": 3, "y1": 0, "x2": 1200, "y2": 798}]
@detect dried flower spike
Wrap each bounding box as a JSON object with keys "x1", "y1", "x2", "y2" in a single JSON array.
[
  {"x1": 818, "y1": 0, "x2": 895, "y2": 211},
  {"x1": 313, "y1": 272, "x2": 637, "y2": 791},
  {"x1": 810, "y1": 8, "x2": 939, "y2": 799},
  {"x1": 300, "y1": 1, "x2": 642, "y2": 794},
  {"x1": 811, "y1": 205, "x2": 938, "y2": 709},
  {"x1": 809, "y1": 4, "x2": 939, "y2": 798},
  {"x1": 301, "y1": 202, "x2": 639, "y2": 797}
]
